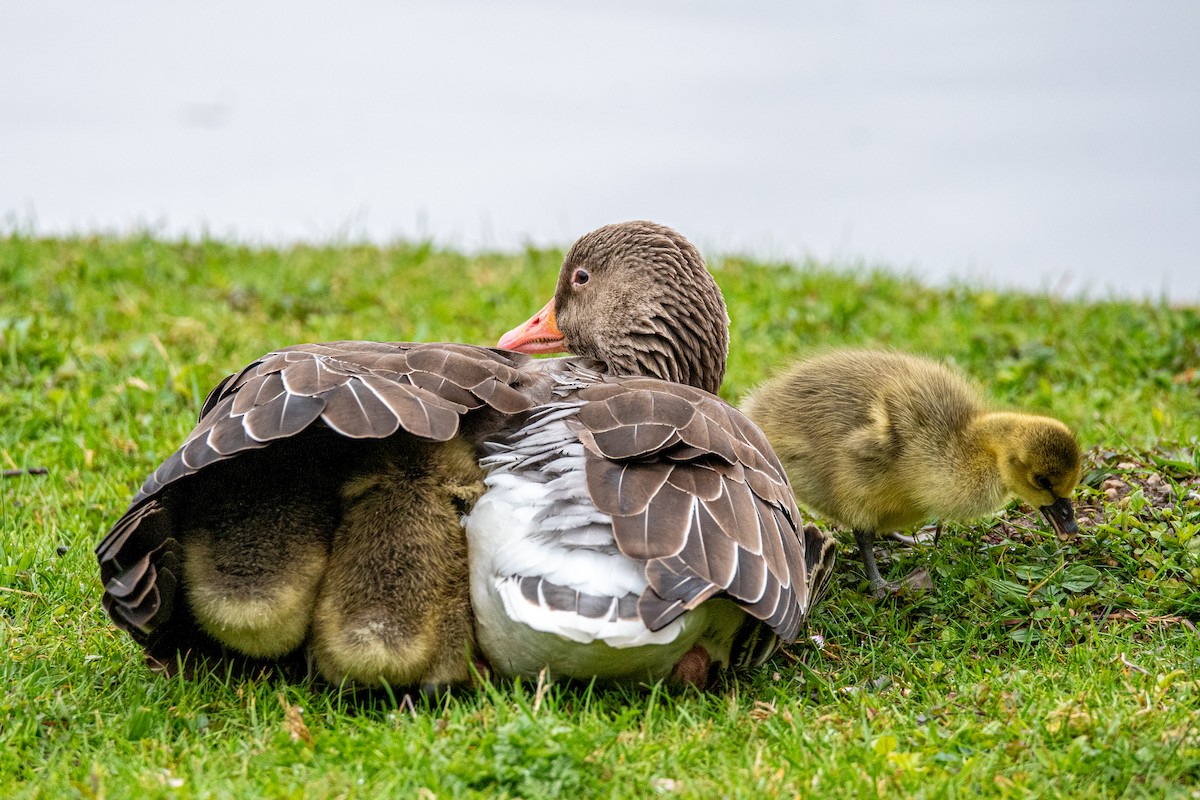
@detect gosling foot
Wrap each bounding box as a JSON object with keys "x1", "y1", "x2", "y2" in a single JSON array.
[
  {"x1": 897, "y1": 566, "x2": 933, "y2": 594},
  {"x1": 856, "y1": 530, "x2": 933, "y2": 599},
  {"x1": 869, "y1": 567, "x2": 934, "y2": 599}
]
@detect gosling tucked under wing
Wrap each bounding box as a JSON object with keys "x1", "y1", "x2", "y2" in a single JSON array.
[
  {"x1": 98, "y1": 221, "x2": 835, "y2": 688},
  {"x1": 741, "y1": 349, "x2": 1081, "y2": 598},
  {"x1": 98, "y1": 342, "x2": 536, "y2": 688}
]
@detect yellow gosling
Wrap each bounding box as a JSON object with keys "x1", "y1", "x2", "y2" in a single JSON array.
[{"x1": 742, "y1": 349, "x2": 1082, "y2": 597}]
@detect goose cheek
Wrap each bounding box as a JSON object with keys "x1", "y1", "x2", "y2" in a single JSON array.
[{"x1": 1039, "y1": 496, "x2": 1078, "y2": 536}]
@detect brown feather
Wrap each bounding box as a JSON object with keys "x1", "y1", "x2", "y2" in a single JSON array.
[
  {"x1": 674, "y1": 502, "x2": 739, "y2": 588},
  {"x1": 585, "y1": 458, "x2": 673, "y2": 517},
  {"x1": 611, "y1": 480, "x2": 694, "y2": 561}
]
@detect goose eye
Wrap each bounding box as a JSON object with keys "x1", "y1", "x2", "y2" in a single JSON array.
[
  {"x1": 572, "y1": 268, "x2": 590, "y2": 286},
  {"x1": 1035, "y1": 474, "x2": 1052, "y2": 491}
]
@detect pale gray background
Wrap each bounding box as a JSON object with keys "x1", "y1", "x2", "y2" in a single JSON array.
[{"x1": 2, "y1": 1, "x2": 1198, "y2": 301}]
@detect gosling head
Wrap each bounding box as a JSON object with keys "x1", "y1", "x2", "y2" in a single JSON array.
[{"x1": 995, "y1": 415, "x2": 1083, "y2": 536}]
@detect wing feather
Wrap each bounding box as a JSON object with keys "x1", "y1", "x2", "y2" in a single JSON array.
[
  {"x1": 584, "y1": 458, "x2": 674, "y2": 519},
  {"x1": 569, "y1": 373, "x2": 835, "y2": 642},
  {"x1": 242, "y1": 386, "x2": 326, "y2": 442}
]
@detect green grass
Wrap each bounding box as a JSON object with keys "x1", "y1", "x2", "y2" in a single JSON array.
[{"x1": 2, "y1": 233, "x2": 1199, "y2": 798}]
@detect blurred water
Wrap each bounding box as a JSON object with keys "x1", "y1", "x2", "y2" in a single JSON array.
[{"x1": 2, "y1": 1, "x2": 1197, "y2": 302}]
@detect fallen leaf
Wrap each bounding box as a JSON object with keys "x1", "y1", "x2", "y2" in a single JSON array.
[
  {"x1": 749, "y1": 700, "x2": 776, "y2": 721},
  {"x1": 278, "y1": 693, "x2": 312, "y2": 745}
]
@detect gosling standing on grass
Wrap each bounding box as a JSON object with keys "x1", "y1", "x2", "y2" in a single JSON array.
[{"x1": 741, "y1": 349, "x2": 1082, "y2": 598}]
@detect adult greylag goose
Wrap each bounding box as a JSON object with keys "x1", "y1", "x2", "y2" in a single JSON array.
[
  {"x1": 468, "y1": 223, "x2": 836, "y2": 683},
  {"x1": 741, "y1": 348, "x2": 1082, "y2": 598},
  {"x1": 97, "y1": 221, "x2": 835, "y2": 690}
]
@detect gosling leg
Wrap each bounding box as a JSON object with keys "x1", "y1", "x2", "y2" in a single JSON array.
[{"x1": 854, "y1": 529, "x2": 896, "y2": 599}]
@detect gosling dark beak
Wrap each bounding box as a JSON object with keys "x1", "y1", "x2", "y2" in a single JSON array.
[{"x1": 1039, "y1": 496, "x2": 1078, "y2": 536}]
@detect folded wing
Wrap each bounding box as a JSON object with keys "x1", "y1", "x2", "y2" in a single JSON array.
[
  {"x1": 567, "y1": 372, "x2": 833, "y2": 643},
  {"x1": 97, "y1": 341, "x2": 536, "y2": 648}
]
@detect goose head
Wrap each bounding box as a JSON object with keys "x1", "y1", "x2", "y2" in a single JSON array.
[
  {"x1": 497, "y1": 221, "x2": 730, "y2": 394},
  {"x1": 992, "y1": 414, "x2": 1083, "y2": 535}
]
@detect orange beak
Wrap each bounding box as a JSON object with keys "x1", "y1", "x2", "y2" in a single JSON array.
[{"x1": 497, "y1": 298, "x2": 567, "y2": 354}]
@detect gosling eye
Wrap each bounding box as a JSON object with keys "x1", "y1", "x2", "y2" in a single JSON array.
[
  {"x1": 1034, "y1": 474, "x2": 1052, "y2": 491},
  {"x1": 571, "y1": 268, "x2": 590, "y2": 287}
]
